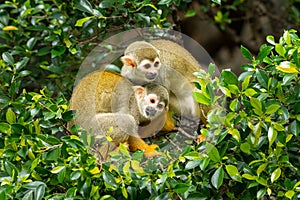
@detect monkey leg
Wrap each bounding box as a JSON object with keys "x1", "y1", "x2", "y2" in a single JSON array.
[{"x1": 128, "y1": 136, "x2": 161, "y2": 157}]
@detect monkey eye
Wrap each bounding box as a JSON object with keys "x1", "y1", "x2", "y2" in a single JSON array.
[
  {"x1": 144, "y1": 63, "x2": 151, "y2": 69},
  {"x1": 157, "y1": 102, "x2": 165, "y2": 110},
  {"x1": 149, "y1": 98, "x2": 156, "y2": 104},
  {"x1": 154, "y1": 61, "x2": 160, "y2": 68}
]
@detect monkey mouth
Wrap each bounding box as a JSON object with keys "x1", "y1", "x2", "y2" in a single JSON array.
[
  {"x1": 145, "y1": 107, "x2": 156, "y2": 117},
  {"x1": 145, "y1": 73, "x2": 157, "y2": 80}
]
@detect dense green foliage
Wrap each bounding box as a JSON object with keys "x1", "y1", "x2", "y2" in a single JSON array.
[{"x1": 1, "y1": 0, "x2": 300, "y2": 199}]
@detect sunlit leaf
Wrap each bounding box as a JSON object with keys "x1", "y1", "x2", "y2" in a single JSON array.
[
  {"x1": 3, "y1": 25, "x2": 18, "y2": 31},
  {"x1": 268, "y1": 126, "x2": 277, "y2": 147},
  {"x1": 271, "y1": 168, "x2": 281, "y2": 183},
  {"x1": 276, "y1": 61, "x2": 298, "y2": 73}
]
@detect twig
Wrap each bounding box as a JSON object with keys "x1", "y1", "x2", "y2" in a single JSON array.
[{"x1": 176, "y1": 127, "x2": 197, "y2": 140}]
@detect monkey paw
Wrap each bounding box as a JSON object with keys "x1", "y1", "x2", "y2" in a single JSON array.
[{"x1": 144, "y1": 144, "x2": 161, "y2": 158}]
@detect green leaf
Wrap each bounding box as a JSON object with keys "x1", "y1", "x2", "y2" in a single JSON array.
[
  {"x1": 229, "y1": 99, "x2": 240, "y2": 112},
  {"x1": 275, "y1": 43, "x2": 286, "y2": 57},
  {"x1": 206, "y1": 142, "x2": 221, "y2": 162},
  {"x1": 99, "y1": 0, "x2": 115, "y2": 8},
  {"x1": 253, "y1": 122, "x2": 262, "y2": 146},
  {"x1": 266, "y1": 35, "x2": 275, "y2": 45},
  {"x1": 45, "y1": 147, "x2": 59, "y2": 161},
  {"x1": 257, "y1": 163, "x2": 267, "y2": 176},
  {"x1": 211, "y1": 0, "x2": 221, "y2": 5},
  {"x1": 26, "y1": 37, "x2": 37, "y2": 50},
  {"x1": 242, "y1": 75, "x2": 251, "y2": 91},
  {"x1": 123, "y1": 161, "x2": 131, "y2": 178},
  {"x1": 208, "y1": 63, "x2": 215, "y2": 76},
  {"x1": 240, "y1": 45, "x2": 252, "y2": 60},
  {"x1": 2, "y1": 52, "x2": 15, "y2": 66},
  {"x1": 257, "y1": 44, "x2": 273, "y2": 61},
  {"x1": 242, "y1": 173, "x2": 256, "y2": 180},
  {"x1": 283, "y1": 30, "x2": 291, "y2": 45},
  {"x1": 122, "y1": 186, "x2": 128, "y2": 199},
  {"x1": 240, "y1": 142, "x2": 251, "y2": 154},
  {"x1": 227, "y1": 84, "x2": 240, "y2": 94},
  {"x1": 44, "y1": 112, "x2": 56, "y2": 120},
  {"x1": 192, "y1": 92, "x2": 211, "y2": 105},
  {"x1": 51, "y1": 46, "x2": 66, "y2": 57},
  {"x1": 256, "y1": 176, "x2": 267, "y2": 186},
  {"x1": 211, "y1": 167, "x2": 224, "y2": 189},
  {"x1": 23, "y1": 181, "x2": 46, "y2": 200},
  {"x1": 271, "y1": 168, "x2": 281, "y2": 183},
  {"x1": 74, "y1": 0, "x2": 94, "y2": 14},
  {"x1": 185, "y1": 160, "x2": 201, "y2": 170},
  {"x1": 244, "y1": 88, "x2": 257, "y2": 97},
  {"x1": 250, "y1": 98, "x2": 263, "y2": 116},
  {"x1": 103, "y1": 171, "x2": 118, "y2": 189},
  {"x1": 0, "y1": 122, "x2": 10, "y2": 134},
  {"x1": 257, "y1": 188, "x2": 267, "y2": 199},
  {"x1": 268, "y1": 126, "x2": 277, "y2": 147},
  {"x1": 131, "y1": 160, "x2": 145, "y2": 174},
  {"x1": 158, "y1": 0, "x2": 173, "y2": 5},
  {"x1": 185, "y1": 9, "x2": 196, "y2": 17},
  {"x1": 265, "y1": 104, "x2": 281, "y2": 114},
  {"x1": 16, "y1": 57, "x2": 29, "y2": 71},
  {"x1": 6, "y1": 109, "x2": 16, "y2": 124},
  {"x1": 225, "y1": 165, "x2": 239, "y2": 177},
  {"x1": 75, "y1": 16, "x2": 94, "y2": 27},
  {"x1": 256, "y1": 69, "x2": 268, "y2": 89},
  {"x1": 70, "y1": 171, "x2": 81, "y2": 180},
  {"x1": 51, "y1": 166, "x2": 65, "y2": 174},
  {"x1": 174, "y1": 183, "x2": 190, "y2": 194},
  {"x1": 119, "y1": 143, "x2": 130, "y2": 157},
  {"x1": 285, "y1": 190, "x2": 295, "y2": 199},
  {"x1": 230, "y1": 128, "x2": 241, "y2": 142},
  {"x1": 220, "y1": 70, "x2": 238, "y2": 86}
]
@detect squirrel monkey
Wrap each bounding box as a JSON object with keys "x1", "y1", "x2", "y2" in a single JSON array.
[
  {"x1": 121, "y1": 39, "x2": 208, "y2": 123},
  {"x1": 68, "y1": 71, "x2": 173, "y2": 159}
]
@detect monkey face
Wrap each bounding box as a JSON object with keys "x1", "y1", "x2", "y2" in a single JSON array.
[
  {"x1": 144, "y1": 93, "x2": 166, "y2": 118},
  {"x1": 138, "y1": 57, "x2": 161, "y2": 81},
  {"x1": 133, "y1": 85, "x2": 169, "y2": 121}
]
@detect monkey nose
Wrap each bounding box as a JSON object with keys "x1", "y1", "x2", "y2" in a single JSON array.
[
  {"x1": 146, "y1": 72, "x2": 157, "y2": 80},
  {"x1": 145, "y1": 106, "x2": 157, "y2": 117}
]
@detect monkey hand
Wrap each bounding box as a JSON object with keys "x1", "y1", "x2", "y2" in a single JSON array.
[
  {"x1": 144, "y1": 144, "x2": 161, "y2": 158},
  {"x1": 128, "y1": 136, "x2": 161, "y2": 157}
]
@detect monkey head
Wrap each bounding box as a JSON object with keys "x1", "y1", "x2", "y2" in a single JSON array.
[
  {"x1": 121, "y1": 41, "x2": 161, "y2": 84},
  {"x1": 133, "y1": 83, "x2": 169, "y2": 121}
]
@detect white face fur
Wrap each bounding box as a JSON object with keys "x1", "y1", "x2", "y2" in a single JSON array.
[
  {"x1": 137, "y1": 57, "x2": 161, "y2": 81},
  {"x1": 134, "y1": 86, "x2": 167, "y2": 120}
]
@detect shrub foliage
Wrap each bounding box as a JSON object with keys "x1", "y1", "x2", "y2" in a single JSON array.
[{"x1": 0, "y1": 0, "x2": 300, "y2": 199}]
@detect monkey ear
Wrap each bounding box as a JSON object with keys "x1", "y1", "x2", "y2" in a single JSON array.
[
  {"x1": 121, "y1": 56, "x2": 136, "y2": 68},
  {"x1": 133, "y1": 86, "x2": 146, "y2": 100}
]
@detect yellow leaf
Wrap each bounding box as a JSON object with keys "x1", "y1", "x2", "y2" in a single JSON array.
[
  {"x1": 276, "y1": 61, "x2": 298, "y2": 73},
  {"x1": 131, "y1": 160, "x2": 145, "y2": 174},
  {"x1": 89, "y1": 166, "x2": 100, "y2": 174},
  {"x1": 267, "y1": 188, "x2": 272, "y2": 196},
  {"x1": 3, "y1": 26, "x2": 18, "y2": 31},
  {"x1": 64, "y1": 38, "x2": 72, "y2": 48}
]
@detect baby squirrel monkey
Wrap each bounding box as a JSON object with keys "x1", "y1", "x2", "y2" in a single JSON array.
[
  {"x1": 68, "y1": 71, "x2": 173, "y2": 159},
  {"x1": 121, "y1": 39, "x2": 208, "y2": 123}
]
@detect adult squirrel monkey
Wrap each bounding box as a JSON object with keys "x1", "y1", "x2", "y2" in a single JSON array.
[
  {"x1": 68, "y1": 71, "x2": 174, "y2": 159},
  {"x1": 121, "y1": 39, "x2": 208, "y2": 123}
]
